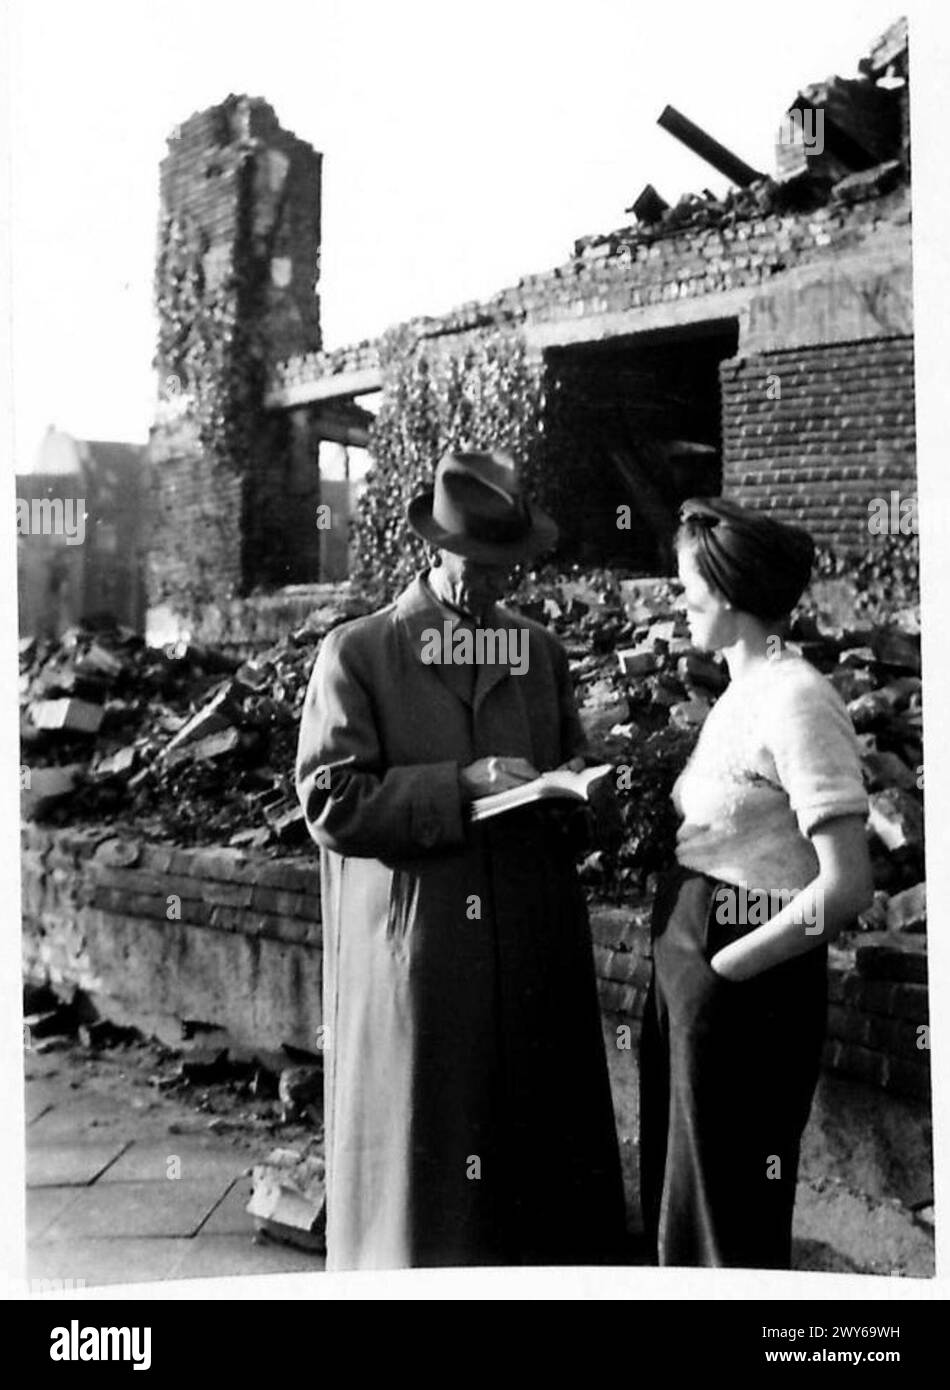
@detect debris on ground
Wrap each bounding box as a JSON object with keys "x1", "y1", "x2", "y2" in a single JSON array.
[
  {"x1": 248, "y1": 1142, "x2": 326, "y2": 1252},
  {"x1": 278, "y1": 1066, "x2": 323, "y2": 1125},
  {"x1": 18, "y1": 599, "x2": 372, "y2": 850},
  {"x1": 22, "y1": 985, "x2": 325, "y2": 1160}
]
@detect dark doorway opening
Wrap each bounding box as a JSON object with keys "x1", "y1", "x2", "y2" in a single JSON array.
[{"x1": 542, "y1": 320, "x2": 739, "y2": 573}]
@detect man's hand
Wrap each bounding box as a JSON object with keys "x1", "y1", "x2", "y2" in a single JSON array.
[
  {"x1": 459, "y1": 756, "x2": 539, "y2": 801},
  {"x1": 556, "y1": 756, "x2": 587, "y2": 774}
]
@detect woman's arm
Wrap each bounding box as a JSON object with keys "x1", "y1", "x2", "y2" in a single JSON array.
[{"x1": 710, "y1": 813, "x2": 874, "y2": 982}]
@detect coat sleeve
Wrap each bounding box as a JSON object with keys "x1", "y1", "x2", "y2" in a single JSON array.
[{"x1": 295, "y1": 625, "x2": 466, "y2": 859}]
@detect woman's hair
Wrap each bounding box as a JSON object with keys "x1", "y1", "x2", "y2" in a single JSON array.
[{"x1": 675, "y1": 497, "x2": 815, "y2": 623}]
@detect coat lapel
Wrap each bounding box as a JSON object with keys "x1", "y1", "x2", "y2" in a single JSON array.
[
  {"x1": 395, "y1": 575, "x2": 515, "y2": 712},
  {"x1": 472, "y1": 650, "x2": 512, "y2": 713},
  {"x1": 396, "y1": 575, "x2": 476, "y2": 707}
]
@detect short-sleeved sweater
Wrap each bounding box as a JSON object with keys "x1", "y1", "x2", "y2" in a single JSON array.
[{"x1": 672, "y1": 652, "x2": 869, "y2": 893}]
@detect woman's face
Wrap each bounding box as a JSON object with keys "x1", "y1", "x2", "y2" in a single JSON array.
[{"x1": 676, "y1": 544, "x2": 737, "y2": 653}]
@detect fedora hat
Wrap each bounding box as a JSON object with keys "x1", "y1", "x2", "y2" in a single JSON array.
[{"x1": 407, "y1": 449, "x2": 558, "y2": 563}]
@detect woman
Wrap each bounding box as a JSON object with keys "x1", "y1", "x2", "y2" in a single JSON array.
[{"x1": 639, "y1": 497, "x2": 873, "y2": 1269}]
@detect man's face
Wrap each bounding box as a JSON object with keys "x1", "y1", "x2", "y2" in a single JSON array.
[{"x1": 433, "y1": 550, "x2": 517, "y2": 621}]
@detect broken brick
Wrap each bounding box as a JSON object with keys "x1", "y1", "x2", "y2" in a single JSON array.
[
  {"x1": 885, "y1": 882, "x2": 926, "y2": 934},
  {"x1": 868, "y1": 788, "x2": 924, "y2": 853},
  {"x1": 30, "y1": 698, "x2": 104, "y2": 734},
  {"x1": 861, "y1": 750, "x2": 918, "y2": 793},
  {"x1": 247, "y1": 1145, "x2": 326, "y2": 1252},
  {"x1": 617, "y1": 649, "x2": 658, "y2": 678}
]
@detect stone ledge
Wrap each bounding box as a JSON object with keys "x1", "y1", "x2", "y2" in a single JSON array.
[{"x1": 22, "y1": 832, "x2": 931, "y2": 1100}]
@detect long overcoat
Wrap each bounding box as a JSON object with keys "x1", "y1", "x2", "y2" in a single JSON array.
[{"x1": 295, "y1": 574, "x2": 625, "y2": 1270}]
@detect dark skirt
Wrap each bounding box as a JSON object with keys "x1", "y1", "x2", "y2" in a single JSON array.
[{"x1": 639, "y1": 865, "x2": 828, "y2": 1269}]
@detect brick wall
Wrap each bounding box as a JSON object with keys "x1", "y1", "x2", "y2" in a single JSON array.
[
  {"x1": 269, "y1": 185, "x2": 911, "y2": 402},
  {"x1": 167, "y1": 582, "x2": 356, "y2": 654},
  {"x1": 21, "y1": 826, "x2": 929, "y2": 1103},
  {"x1": 242, "y1": 409, "x2": 322, "y2": 592},
  {"x1": 267, "y1": 185, "x2": 913, "y2": 567},
  {"x1": 591, "y1": 898, "x2": 930, "y2": 1104},
  {"x1": 159, "y1": 97, "x2": 322, "y2": 363},
  {"x1": 720, "y1": 335, "x2": 916, "y2": 549},
  {"x1": 826, "y1": 933, "x2": 930, "y2": 1102},
  {"x1": 146, "y1": 415, "x2": 245, "y2": 608},
  {"x1": 21, "y1": 825, "x2": 322, "y2": 1056}
]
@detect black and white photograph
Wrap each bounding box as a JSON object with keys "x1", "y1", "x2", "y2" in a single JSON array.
[{"x1": 3, "y1": 0, "x2": 949, "y2": 1326}]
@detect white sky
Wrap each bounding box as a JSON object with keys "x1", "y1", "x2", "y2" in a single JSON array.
[{"x1": 2, "y1": 0, "x2": 921, "y2": 470}]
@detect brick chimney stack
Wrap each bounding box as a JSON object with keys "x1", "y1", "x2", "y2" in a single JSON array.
[
  {"x1": 147, "y1": 97, "x2": 324, "y2": 635},
  {"x1": 158, "y1": 95, "x2": 322, "y2": 365}
]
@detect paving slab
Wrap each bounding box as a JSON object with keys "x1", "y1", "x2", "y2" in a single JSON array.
[
  {"x1": 26, "y1": 1095, "x2": 131, "y2": 1144},
  {"x1": 196, "y1": 1176, "x2": 257, "y2": 1236},
  {"x1": 38, "y1": 1178, "x2": 231, "y2": 1241},
  {"x1": 23, "y1": 1056, "x2": 64, "y2": 1081},
  {"x1": 169, "y1": 1233, "x2": 324, "y2": 1282},
  {"x1": 26, "y1": 1187, "x2": 86, "y2": 1242},
  {"x1": 99, "y1": 1139, "x2": 252, "y2": 1185},
  {"x1": 27, "y1": 1238, "x2": 185, "y2": 1289},
  {"x1": 25, "y1": 1098, "x2": 53, "y2": 1126},
  {"x1": 26, "y1": 1141, "x2": 130, "y2": 1188},
  {"x1": 24, "y1": 1078, "x2": 65, "y2": 1114}
]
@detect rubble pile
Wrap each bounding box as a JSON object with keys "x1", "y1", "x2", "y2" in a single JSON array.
[
  {"x1": 20, "y1": 569, "x2": 925, "y2": 935},
  {"x1": 574, "y1": 159, "x2": 905, "y2": 264},
  {"x1": 516, "y1": 567, "x2": 924, "y2": 928},
  {"x1": 19, "y1": 595, "x2": 372, "y2": 850}
]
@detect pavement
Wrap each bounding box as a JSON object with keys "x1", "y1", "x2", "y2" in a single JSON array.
[
  {"x1": 23, "y1": 1044, "x2": 325, "y2": 1291},
  {"x1": 22, "y1": 1032, "x2": 935, "y2": 1288}
]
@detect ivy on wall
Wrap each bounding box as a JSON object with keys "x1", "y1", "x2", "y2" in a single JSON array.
[
  {"x1": 152, "y1": 157, "x2": 269, "y2": 613},
  {"x1": 812, "y1": 532, "x2": 920, "y2": 623},
  {"x1": 352, "y1": 332, "x2": 715, "y2": 597},
  {"x1": 352, "y1": 331, "x2": 547, "y2": 601},
  {"x1": 154, "y1": 196, "x2": 266, "y2": 474}
]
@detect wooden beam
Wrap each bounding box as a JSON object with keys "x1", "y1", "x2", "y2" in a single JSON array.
[
  {"x1": 524, "y1": 291, "x2": 751, "y2": 352},
  {"x1": 657, "y1": 105, "x2": 763, "y2": 187},
  {"x1": 311, "y1": 415, "x2": 371, "y2": 449},
  {"x1": 265, "y1": 365, "x2": 383, "y2": 410}
]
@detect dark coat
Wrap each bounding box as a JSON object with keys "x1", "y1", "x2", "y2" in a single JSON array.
[{"x1": 296, "y1": 574, "x2": 624, "y2": 1270}]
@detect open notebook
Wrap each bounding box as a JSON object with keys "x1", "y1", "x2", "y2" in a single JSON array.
[{"x1": 470, "y1": 764, "x2": 613, "y2": 823}]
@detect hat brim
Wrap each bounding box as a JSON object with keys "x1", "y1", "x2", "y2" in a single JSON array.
[{"x1": 406, "y1": 489, "x2": 558, "y2": 564}]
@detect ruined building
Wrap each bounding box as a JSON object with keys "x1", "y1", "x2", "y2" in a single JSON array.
[{"x1": 147, "y1": 17, "x2": 912, "y2": 632}]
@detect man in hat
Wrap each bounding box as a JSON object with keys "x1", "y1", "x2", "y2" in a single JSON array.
[{"x1": 296, "y1": 449, "x2": 625, "y2": 1270}]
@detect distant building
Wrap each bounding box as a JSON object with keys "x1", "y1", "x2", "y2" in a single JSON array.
[{"x1": 17, "y1": 427, "x2": 145, "y2": 639}]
